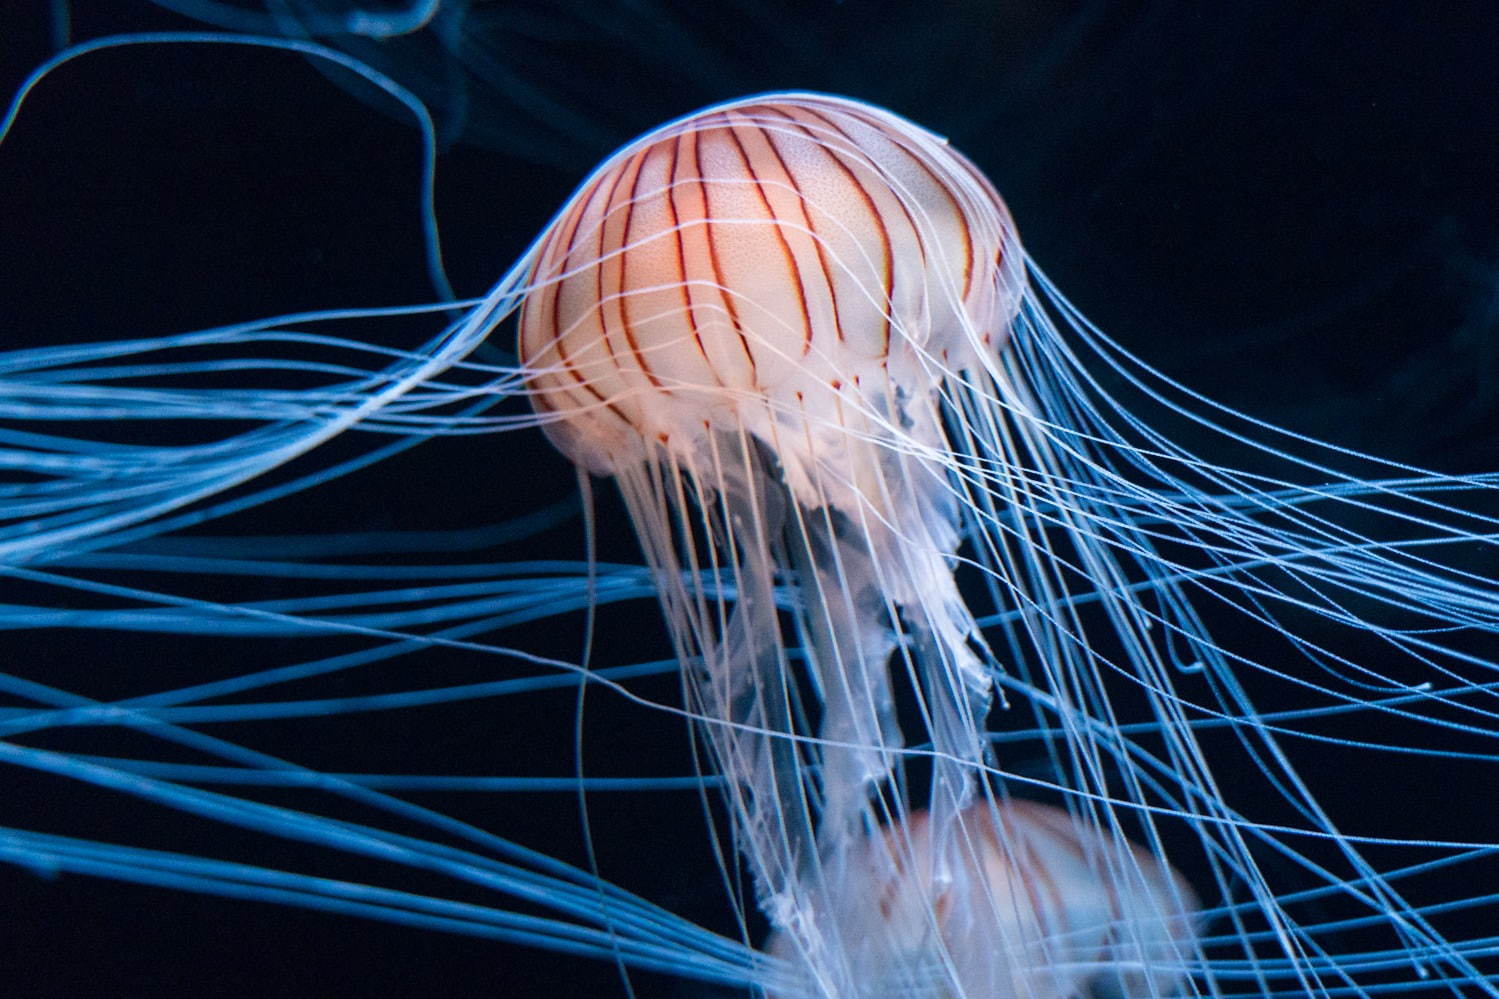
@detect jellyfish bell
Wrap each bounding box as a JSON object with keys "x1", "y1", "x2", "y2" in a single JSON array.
[
  {"x1": 766, "y1": 800, "x2": 1202, "y2": 999},
  {"x1": 518, "y1": 91, "x2": 1026, "y2": 490},
  {"x1": 517, "y1": 88, "x2": 1024, "y2": 590}
]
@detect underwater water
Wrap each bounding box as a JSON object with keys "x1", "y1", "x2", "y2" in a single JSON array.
[{"x1": 3, "y1": 3, "x2": 1499, "y2": 997}]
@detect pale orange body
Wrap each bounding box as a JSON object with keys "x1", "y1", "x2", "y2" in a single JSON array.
[{"x1": 519, "y1": 93, "x2": 1024, "y2": 506}]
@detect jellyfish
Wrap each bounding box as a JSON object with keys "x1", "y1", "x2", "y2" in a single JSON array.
[
  {"x1": 764, "y1": 800, "x2": 1200, "y2": 999},
  {"x1": 516, "y1": 92, "x2": 1206, "y2": 995},
  {"x1": 4, "y1": 5, "x2": 1499, "y2": 998},
  {"x1": 513, "y1": 89, "x2": 1498, "y2": 997}
]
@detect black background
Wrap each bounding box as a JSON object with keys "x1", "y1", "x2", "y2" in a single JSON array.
[{"x1": 3, "y1": 3, "x2": 1498, "y2": 997}]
